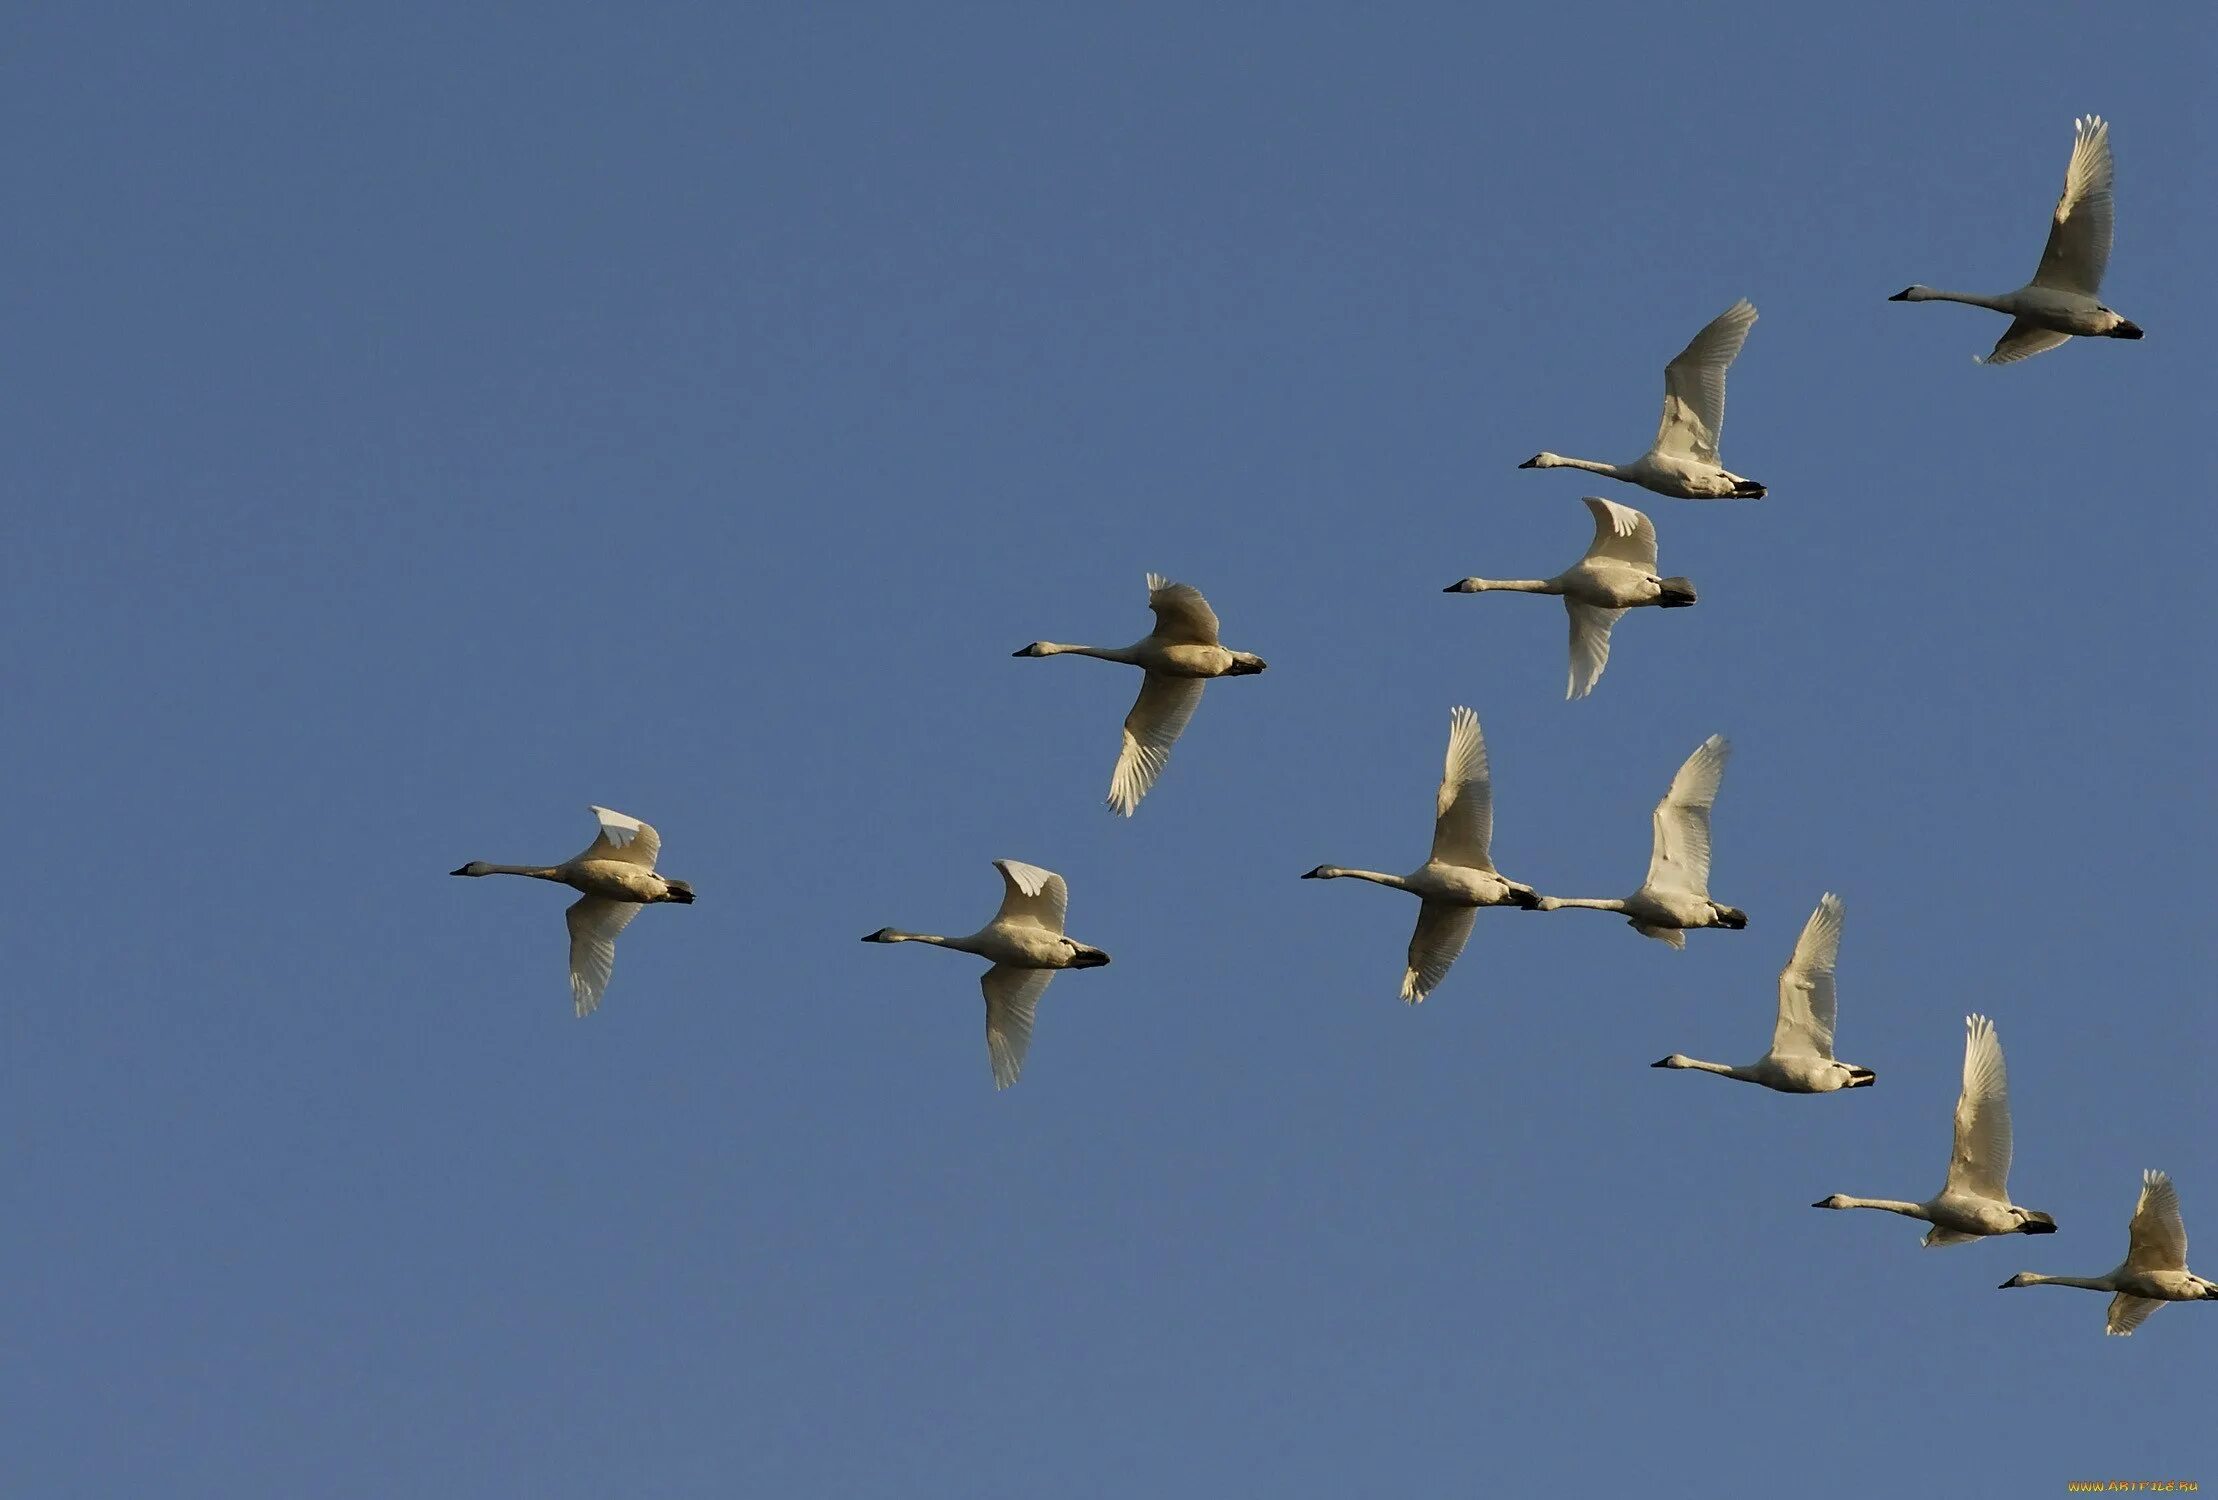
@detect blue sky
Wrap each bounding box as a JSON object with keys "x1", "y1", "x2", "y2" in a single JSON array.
[{"x1": 9, "y1": 4, "x2": 2212, "y2": 1494}]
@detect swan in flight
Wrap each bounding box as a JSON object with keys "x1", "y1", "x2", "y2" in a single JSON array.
[
  {"x1": 862, "y1": 860, "x2": 1110, "y2": 1089},
  {"x1": 1890, "y1": 115, "x2": 2142, "y2": 365},
  {"x1": 1519, "y1": 300, "x2": 1766, "y2": 499},
  {"x1": 1531, "y1": 735, "x2": 1746, "y2": 945},
  {"x1": 451, "y1": 805, "x2": 696, "y2": 1017},
  {"x1": 1814, "y1": 1014, "x2": 2057, "y2": 1244},
  {"x1": 2001, "y1": 1171, "x2": 2218, "y2": 1334},
  {"x1": 1445, "y1": 497, "x2": 1696, "y2": 699},
  {"x1": 1015, "y1": 573, "x2": 1267, "y2": 816},
  {"x1": 1652, "y1": 893, "x2": 1876, "y2": 1092},
  {"x1": 1301, "y1": 707, "x2": 1542, "y2": 1003}
]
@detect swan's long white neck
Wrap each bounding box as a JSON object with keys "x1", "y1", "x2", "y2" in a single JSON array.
[
  {"x1": 1529, "y1": 454, "x2": 1631, "y2": 480},
  {"x1": 1538, "y1": 896, "x2": 1628, "y2": 913},
  {"x1": 474, "y1": 864, "x2": 566, "y2": 881},
  {"x1": 2006, "y1": 1272, "x2": 2117, "y2": 1291},
  {"x1": 1307, "y1": 867, "x2": 1412, "y2": 892},
  {"x1": 871, "y1": 930, "x2": 988, "y2": 956},
  {"x1": 1452, "y1": 578, "x2": 1561, "y2": 595},
  {"x1": 1657, "y1": 1055, "x2": 1744, "y2": 1079},
  {"x1": 1024, "y1": 642, "x2": 1144, "y2": 664},
  {"x1": 1898, "y1": 286, "x2": 2016, "y2": 313},
  {"x1": 1827, "y1": 1196, "x2": 1931, "y2": 1221}
]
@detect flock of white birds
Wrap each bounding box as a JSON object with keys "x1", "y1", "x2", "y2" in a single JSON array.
[{"x1": 450, "y1": 116, "x2": 2209, "y2": 1336}]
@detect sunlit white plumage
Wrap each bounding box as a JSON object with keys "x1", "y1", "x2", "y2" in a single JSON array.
[
  {"x1": 861, "y1": 859, "x2": 1110, "y2": 1089},
  {"x1": 1889, "y1": 115, "x2": 2142, "y2": 364},
  {"x1": 1302, "y1": 707, "x2": 1541, "y2": 1003},
  {"x1": 450, "y1": 805, "x2": 697, "y2": 1017},
  {"x1": 1652, "y1": 894, "x2": 1876, "y2": 1092},
  {"x1": 1519, "y1": 300, "x2": 1766, "y2": 499},
  {"x1": 2001, "y1": 1171, "x2": 2218, "y2": 1334},
  {"x1": 1531, "y1": 735, "x2": 1745, "y2": 944},
  {"x1": 1014, "y1": 573, "x2": 1267, "y2": 816},
  {"x1": 1814, "y1": 1014, "x2": 2057, "y2": 1244},
  {"x1": 1446, "y1": 496, "x2": 1698, "y2": 698}
]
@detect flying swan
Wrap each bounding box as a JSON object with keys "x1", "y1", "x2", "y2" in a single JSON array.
[
  {"x1": 2000, "y1": 1171, "x2": 2218, "y2": 1334},
  {"x1": 451, "y1": 805, "x2": 697, "y2": 1017},
  {"x1": 1015, "y1": 574, "x2": 1267, "y2": 816},
  {"x1": 862, "y1": 859, "x2": 1111, "y2": 1089},
  {"x1": 1519, "y1": 299, "x2": 1766, "y2": 499},
  {"x1": 1446, "y1": 496, "x2": 1696, "y2": 699},
  {"x1": 1652, "y1": 893, "x2": 1876, "y2": 1092},
  {"x1": 1301, "y1": 706, "x2": 1542, "y2": 1003},
  {"x1": 1890, "y1": 115, "x2": 2142, "y2": 365}
]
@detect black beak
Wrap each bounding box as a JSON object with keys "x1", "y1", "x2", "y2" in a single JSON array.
[
  {"x1": 1516, "y1": 457, "x2": 1539, "y2": 469},
  {"x1": 1887, "y1": 288, "x2": 1914, "y2": 301},
  {"x1": 1300, "y1": 865, "x2": 1329, "y2": 879},
  {"x1": 1649, "y1": 1057, "x2": 1673, "y2": 1068},
  {"x1": 449, "y1": 865, "x2": 471, "y2": 876}
]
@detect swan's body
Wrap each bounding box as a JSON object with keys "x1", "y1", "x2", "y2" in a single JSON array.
[
  {"x1": 1653, "y1": 893, "x2": 1875, "y2": 1092},
  {"x1": 1890, "y1": 115, "x2": 2142, "y2": 364},
  {"x1": 1446, "y1": 497, "x2": 1696, "y2": 699},
  {"x1": 451, "y1": 805, "x2": 696, "y2": 1017},
  {"x1": 2001, "y1": 1171, "x2": 2218, "y2": 1334},
  {"x1": 1302, "y1": 707, "x2": 1541, "y2": 1003},
  {"x1": 1015, "y1": 573, "x2": 1267, "y2": 816},
  {"x1": 1814, "y1": 1014, "x2": 2057, "y2": 1244},
  {"x1": 1520, "y1": 300, "x2": 1765, "y2": 500},
  {"x1": 1532, "y1": 735, "x2": 1745, "y2": 945},
  {"x1": 862, "y1": 859, "x2": 1110, "y2": 1089}
]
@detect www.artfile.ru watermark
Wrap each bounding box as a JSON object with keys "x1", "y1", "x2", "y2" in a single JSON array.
[{"x1": 2066, "y1": 1484, "x2": 2199, "y2": 1494}]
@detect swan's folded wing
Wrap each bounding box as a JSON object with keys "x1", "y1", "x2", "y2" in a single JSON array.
[
  {"x1": 1580, "y1": 496, "x2": 1659, "y2": 570},
  {"x1": 991, "y1": 859, "x2": 1069, "y2": 935},
  {"x1": 1428, "y1": 706, "x2": 1495, "y2": 870},
  {"x1": 1944, "y1": 1013, "x2": 2013, "y2": 1201},
  {"x1": 566, "y1": 895, "x2": 643, "y2": 1017},
  {"x1": 981, "y1": 965, "x2": 1055, "y2": 1089},
  {"x1": 2105, "y1": 1293, "x2": 2165, "y2": 1337},
  {"x1": 1565, "y1": 602, "x2": 1624, "y2": 701},
  {"x1": 2030, "y1": 115, "x2": 2113, "y2": 295},
  {"x1": 1771, "y1": 893, "x2": 1845, "y2": 1059},
  {"x1": 1402, "y1": 901, "x2": 1478, "y2": 1004},
  {"x1": 571, "y1": 805, "x2": 663, "y2": 869},
  {"x1": 2124, "y1": 1170, "x2": 2188, "y2": 1273},
  {"x1": 1643, "y1": 735, "x2": 1729, "y2": 897},
  {"x1": 1144, "y1": 573, "x2": 1222, "y2": 645},
  {"x1": 1978, "y1": 320, "x2": 2072, "y2": 367},
  {"x1": 1108, "y1": 673, "x2": 1204, "y2": 816},
  {"x1": 1654, "y1": 298, "x2": 1755, "y2": 462}
]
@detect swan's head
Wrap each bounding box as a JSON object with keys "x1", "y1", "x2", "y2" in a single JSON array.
[
  {"x1": 1012, "y1": 642, "x2": 1056, "y2": 657},
  {"x1": 1811, "y1": 1195, "x2": 1853, "y2": 1210},
  {"x1": 1225, "y1": 652, "x2": 1268, "y2": 676},
  {"x1": 1998, "y1": 1272, "x2": 2037, "y2": 1289},
  {"x1": 860, "y1": 928, "x2": 902, "y2": 943},
  {"x1": 451, "y1": 861, "x2": 495, "y2": 877},
  {"x1": 1518, "y1": 453, "x2": 1562, "y2": 470},
  {"x1": 1650, "y1": 1054, "x2": 1693, "y2": 1069},
  {"x1": 1066, "y1": 943, "x2": 1112, "y2": 969},
  {"x1": 1300, "y1": 865, "x2": 1336, "y2": 880},
  {"x1": 1887, "y1": 286, "x2": 1931, "y2": 302},
  {"x1": 662, "y1": 879, "x2": 696, "y2": 905},
  {"x1": 1714, "y1": 905, "x2": 1748, "y2": 929},
  {"x1": 2016, "y1": 1210, "x2": 2059, "y2": 1235},
  {"x1": 1443, "y1": 578, "x2": 1486, "y2": 593}
]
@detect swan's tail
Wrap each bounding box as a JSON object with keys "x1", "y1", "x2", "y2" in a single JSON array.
[{"x1": 1657, "y1": 576, "x2": 1698, "y2": 608}]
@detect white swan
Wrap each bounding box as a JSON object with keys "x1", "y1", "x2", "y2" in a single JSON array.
[
  {"x1": 1814, "y1": 1014, "x2": 2058, "y2": 1244},
  {"x1": 1890, "y1": 115, "x2": 2142, "y2": 365},
  {"x1": 1015, "y1": 573, "x2": 1267, "y2": 816},
  {"x1": 1531, "y1": 735, "x2": 1746, "y2": 945},
  {"x1": 1519, "y1": 300, "x2": 1765, "y2": 500},
  {"x1": 2001, "y1": 1171, "x2": 2218, "y2": 1334},
  {"x1": 1652, "y1": 893, "x2": 1876, "y2": 1092},
  {"x1": 451, "y1": 805, "x2": 696, "y2": 1017},
  {"x1": 862, "y1": 859, "x2": 1111, "y2": 1089},
  {"x1": 1302, "y1": 707, "x2": 1542, "y2": 1003},
  {"x1": 1445, "y1": 497, "x2": 1696, "y2": 699}
]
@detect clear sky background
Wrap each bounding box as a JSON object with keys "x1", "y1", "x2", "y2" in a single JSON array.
[{"x1": 9, "y1": 4, "x2": 2213, "y2": 1495}]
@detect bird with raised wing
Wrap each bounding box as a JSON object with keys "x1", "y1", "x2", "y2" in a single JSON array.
[
  {"x1": 451, "y1": 805, "x2": 697, "y2": 1017},
  {"x1": 1014, "y1": 573, "x2": 1267, "y2": 816},
  {"x1": 1301, "y1": 707, "x2": 1543, "y2": 1003},
  {"x1": 1889, "y1": 115, "x2": 2142, "y2": 364},
  {"x1": 1519, "y1": 300, "x2": 1766, "y2": 499},
  {"x1": 1531, "y1": 735, "x2": 1746, "y2": 944},
  {"x1": 1814, "y1": 1014, "x2": 2057, "y2": 1244},
  {"x1": 862, "y1": 860, "x2": 1110, "y2": 1089},
  {"x1": 1446, "y1": 496, "x2": 1697, "y2": 699},
  {"x1": 2001, "y1": 1171, "x2": 2218, "y2": 1334},
  {"x1": 1652, "y1": 893, "x2": 1876, "y2": 1092}
]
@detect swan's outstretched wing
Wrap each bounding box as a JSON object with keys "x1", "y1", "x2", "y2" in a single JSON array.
[
  {"x1": 1653, "y1": 299, "x2": 1756, "y2": 462},
  {"x1": 2123, "y1": 1170, "x2": 2188, "y2": 1274},
  {"x1": 570, "y1": 805, "x2": 662, "y2": 869},
  {"x1": 981, "y1": 965, "x2": 1055, "y2": 1089},
  {"x1": 1580, "y1": 496, "x2": 1659, "y2": 570},
  {"x1": 1402, "y1": 901, "x2": 1478, "y2": 1004},
  {"x1": 1565, "y1": 602, "x2": 1625, "y2": 701},
  {"x1": 1108, "y1": 673, "x2": 1205, "y2": 816},
  {"x1": 991, "y1": 859, "x2": 1068, "y2": 935},
  {"x1": 565, "y1": 895, "x2": 643, "y2": 1017},
  {"x1": 1922, "y1": 1226, "x2": 1983, "y2": 1249},
  {"x1": 2106, "y1": 1293, "x2": 2166, "y2": 1337},
  {"x1": 1428, "y1": 706, "x2": 1495, "y2": 871},
  {"x1": 2030, "y1": 115, "x2": 2113, "y2": 295},
  {"x1": 1943, "y1": 1013, "x2": 2014, "y2": 1201},
  {"x1": 1978, "y1": 320, "x2": 2073, "y2": 367},
  {"x1": 1643, "y1": 735, "x2": 1729, "y2": 898},
  {"x1": 1771, "y1": 893, "x2": 1845, "y2": 1059},
  {"x1": 1144, "y1": 573, "x2": 1222, "y2": 645},
  {"x1": 1633, "y1": 923, "x2": 1687, "y2": 950}
]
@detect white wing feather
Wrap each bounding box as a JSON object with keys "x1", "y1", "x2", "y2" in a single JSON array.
[
  {"x1": 1643, "y1": 735, "x2": 1729, "y2": 898},
  {"x1": 2030, "y1": 115, "x2": 2114, "y2": 295},
  {"x1": 991, "y1": 859, "x2": 1068, "y2": 935},
  {"x1": 572, "y1": 805, "x2": 662, "y2": 869},
  {"x1": 1565, "y1": 602, "x2": 1624, "y2": 700},
  {"x1": 1428, "y1": 706, "x2": 1494, "y2": 870},
  {"x1": 1108, "y1": 673, "x2": 1204, "y2": 816},
  {"x1": 1771, "y1": 893, "x2": 1844, "y2": 1059},
  {"x1": 981, "y1": 965, "x2": 1055, "y2": 1090},
  {"x1": 2124, "y1": 1169, "x2": 2188, "y2": 1274},
  {"x1": 1402, "y1": 902, "x2": 1478, "y2": 1004},
  {"x1": 1144, "y1": 573, "x2": 1222, "y2": 645},
  {"x1": 1654, "y1": 299, "x2": 1756, "y2": 463},
  {"x1": 1944, "y1": 1013, "x2": 2014, "y2": 1201},
  {"x1": 565, "y1": 895, "x2": 643, "y2": 1017},
  {"x1": 1579, "y1": 496, "x2": 1658, "y2": 569}
]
